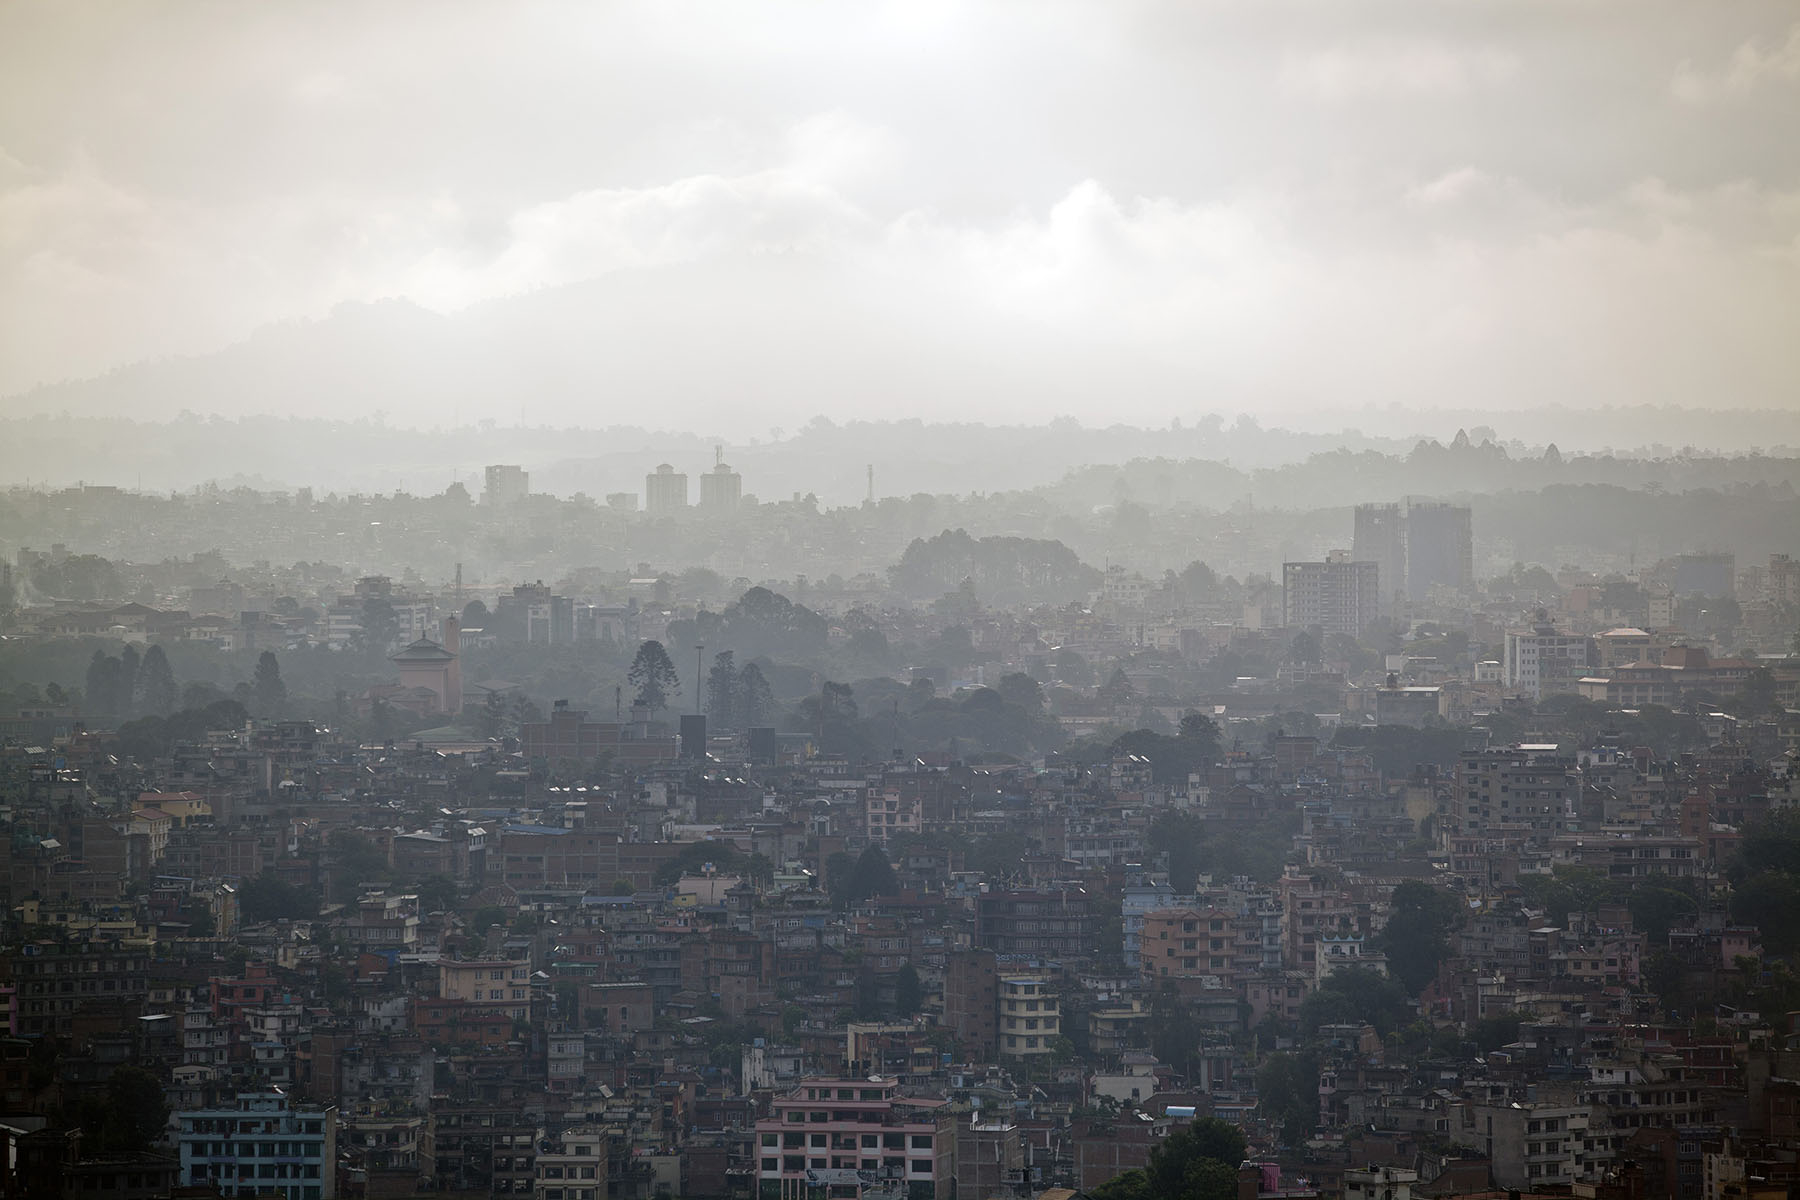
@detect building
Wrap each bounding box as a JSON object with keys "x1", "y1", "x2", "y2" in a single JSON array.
[
  {"x1": 1672, "y1": 552, "x2": 1734, "y2": 597},
  {"x1": 1450, "y1": 1099, "x2": 1591, "y2": 1189},
  {"x1": 1373, "y1": 680, "x2": 1444, "y2": 728},
  {"x1": 998, "y1": 974, "x2": 1061, "y2": 1058},
  {"x1": 974, "y1": 887, "x2": 1096, "y2": 960},
  {"x1": 699, "y1": 453, "x2": 743, "y2": 514},
  {"x1": 536, "y1": 1124, "x2": 607, "y2": 1200},
  {"x1": 437, "y1": 958, "x2": 532, "y2": 1020},
  {"x1": 1450, "y1": 745, "x2": 1581, "y2": 845},
  {"x1": 1405, "y1": 501, "x2": 1473, "y2": 599},
  {"x1": 483, "y1": 464, "x2": 529, "y2": 507},
  {"x1": 943, "y1": 948, "x2": 999, "y2": 1061},
  {"x1": 175, "y1": 1089, "x2": 337, "y2": 1199},
  {"x1": 1353, "y1": 502, "x2": 1407, "y2": 612},
  {"x1": 1345, "y1": 1165, "x2": 1417, "y2": 1200},
  {"x1": 646, "y1": 463, "x2": 689, "y2": 516},
  {"x1": 387, "y1": 616, "x2": 462, "y2": 714},
  {"x1": 1140, "y1": 907, "x2": 1237, "y2": 990},
  {"x1": 9, "y1": 941, "x2": 150, "y2": 1037},
  {"x1": 951, "y1": 1117, "x2": 1024, "y2": 1200},
  {"x1": 752, "y1": 1076, "x2": 954, "y2": 1200},
  {"x1": 1282, "y1": 553, "x2": 1380, "y2": 638},
  {"x1": 1503, "y1": 618, "x2": 1594, "y2": 701}
]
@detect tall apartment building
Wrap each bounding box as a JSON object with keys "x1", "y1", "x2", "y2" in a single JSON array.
[
  {"x1": 1503, "y1": 619, "x2": 1594, "y2": 700},
  {"x1": 998, "y1": 974, "x2": 1061, "y2": 1059},
  {"x1": 1451, "y1": 745, "x2": 1582, "y2": 845},
  {"x1": 942, "y1": 948, "x2": 999, "y2": 1061},
  {"x1": 175, "y1": 1090, "x2": 338, "y2": 1200},
  {"x1": 1671, "y1": 552, "x2": 1735, "y2": 597},
  {"x1": 699, "y1": 455, "x2": 743, "y2": 514},
  {"x1": 1282, "y1": 552, "x2": 1380, "y2": 638},
  {"x1": 645, "y1": 463, "x2": 689, "y2": 515},
  {"x1": 1404, "y1": 501, "x2": 1474, "y2": 599},
  {"x1": 1352, "y1": 502, "x2": 1407, "y2": 612},
  {"x1": 974, "y1": 887, "x2": 1097, "y2": 960},
  {"x1": 482, "y1": 464, "x2": 529, "y2": 507},
  {"x1": 9, "y1": 941, "x2": 150, "y2": 1037},
  {"x1": 752, "y1": 1076, "x2": 955, "y2": 1200}
]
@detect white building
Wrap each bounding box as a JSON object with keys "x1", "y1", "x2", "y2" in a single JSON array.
[{"x1": 1503, "y1": 619, "x2": 1593, "y2": 700}]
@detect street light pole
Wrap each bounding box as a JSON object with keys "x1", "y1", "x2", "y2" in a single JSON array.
[{"x1": 695, "y1": 644, "x2": 705, "y2": 717}]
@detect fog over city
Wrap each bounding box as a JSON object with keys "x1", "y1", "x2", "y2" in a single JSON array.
[{"x1": 3, "y1": 1, "x2": 1798, "y2": 433}]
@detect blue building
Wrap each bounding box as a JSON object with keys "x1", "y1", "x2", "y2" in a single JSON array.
[{"x1": 176, "y1": 1089, "x2": 337, "y2": 1200}]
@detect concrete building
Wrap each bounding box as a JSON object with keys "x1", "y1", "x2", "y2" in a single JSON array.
[
  {"x1": 1672, "y1": 552, "x2": 1734, "y2": 597},
  {"x1": 387, "y1": 616, "x2": 462, "y2": 714},
  {"x1": 1283, "y1": 553, "x2": 1380, "y2": 638},
  {"x1": 942, "y1": 948, "x2": 998, "y2": 1061},
  {"x1": 175, "y1": 1090, "x2": 337, "y2": 1200},
  {"x1": 1353, "y1": 502, "x2": 1407, "y2": 612},
  {"x1": 752, "y1": 1076, "x2": 954, "y2": 1200},
  {"x1": 998, "y1": 974, "x2": 1060, "y2": 1059},
  {"x1": 1405, "y1": 501, "x2": 1473, "y2": 599},
  {"x1": 437, "y1": 958, "x2": 532, "y2": 1020},
  {"x1": 482, "y1": 464, "x2": 529, "y2": 507},
  {"x1": 1503, "y1": 618, "x2": 1593, "y2": 700},
  {"x1": 1345, "y1": 1165, "x2": 1418, "y2": 1200},
  {"x1": 645, "y1": 463, "x2": 689, "y2": 516},
  {"x1": 535, "y1": 1124, "x2": 607, "y2": 1200},
  {"x1": 699, "y1": 455, "x2": 743, "y2": 514}
]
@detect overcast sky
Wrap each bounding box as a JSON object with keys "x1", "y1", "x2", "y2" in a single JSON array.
[{"x1": 2, "y1": 0, "x2": 1797, "y2": 427}]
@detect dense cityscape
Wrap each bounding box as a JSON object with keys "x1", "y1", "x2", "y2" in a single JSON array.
[
  {"x1": 0, "y1": 437, "x2": 1796, "y2": 1200},
  {"x1": 6, "y1": 1, "x2": 1799, "y2": 1197}
]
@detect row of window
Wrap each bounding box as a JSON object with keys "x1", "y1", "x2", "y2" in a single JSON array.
[
  {"x1": 185, "y1": 1141, "x2": 323, "y2": 1158},
  {"x1": 763, "y1": 1156, "x2": 932, "y2": 1174}
]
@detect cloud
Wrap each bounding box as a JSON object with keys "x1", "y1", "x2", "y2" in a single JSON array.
[
  {"x1": 1279, "y1": 37, "x2": 1518, "y2": 101},
  {"x1": 1672, "y1": 21, "x2": 1800, "y2": 104}
]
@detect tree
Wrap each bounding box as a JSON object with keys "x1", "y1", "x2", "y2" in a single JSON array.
[
  {"x1": 628, "y1": 640, "x2": 681, "y2": 715},
  {"x1": 85, "y1": 650, "x2": 123, "y2": 724},
  {"x1": 238, "y1": 875, "x2": 320, "y2": 923},
  {"x1": 894, "y1": 963, "x2": 923, "y2": 1015},
  {"x1": 737, "y1": 662, "x2": 775, "y2": 727},
  {"x1": 136, "y1": 644, "x2": 178, "y2": 717},
  {"x1": 830, "y1": 845, "x2": 898, "y2": 909},
  {"x1": 462, "y1": 599, "x2": 491, "y2": 628},
  {"x1": 1376, "y1": 881, "x2": 1464, "y2": 995},
  {"x1": 92, "y1": 1064, "x2": 168, "y2": 1154},
  {"x1": 1257, "y1": 1050, "x2": 1320, "y2": 1145},
  {"x1": 1628, "y1": 884, "x2": 1698, "y2": 943},
  {"x1": 252, "y1": 651, "x2": 287, "y2": 718},
  {"x1": 117, "y1": 644, "x2": 141, "y2": 717},
  {"x1": 706, "y1": 650, "x2": 738, "y2": 731},
  {"x1": 361, "y1": 595, "x2": 400, "y2": 650},
  {"x1": 821, "y1": 680, "x2": 857, "y2": 721},
  {"x1": 1143, "y1": 1119, "x2": 1249, "y2": 1200},
  {"x1": 1056, "y1": 647, "x2": 1093, "y2": 686},
  {"x1": 416, "y1": 874, "x2": 461, "y2": 913},
  {"x1": 1736, "y1": 666, "x2": 1780, "y2": 716},
  {"x1": 996, "y1": 672, "x2": 1045, "y2": 712},
  {"x1": 1146, "y1": 982, "x2": 1204, "y2": 1080},
  {"x1": 1300, "y1": 966, "x2": 1412, "y2": 1036},
  {"x1": 1289, "y1": 629, "x2": 1322, "y2": 666}
]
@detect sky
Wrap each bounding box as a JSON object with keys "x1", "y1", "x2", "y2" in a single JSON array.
[{"x1": 2, "y1": 0, "x2": 1798, "y2": 429}]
